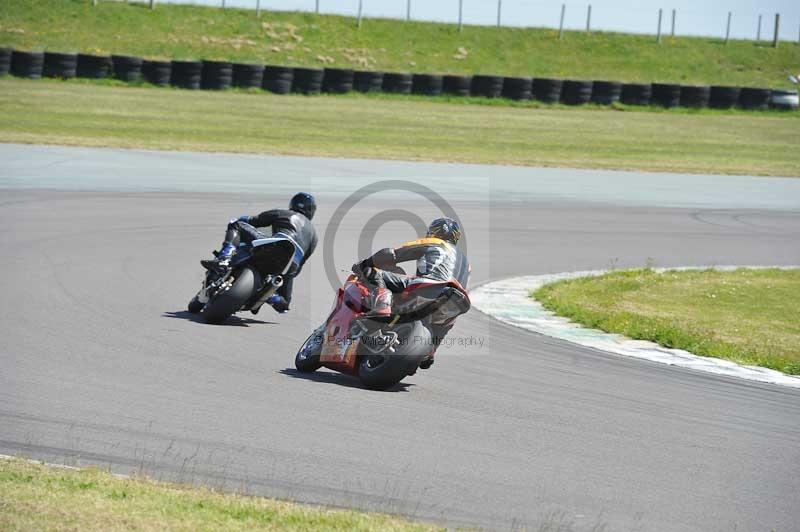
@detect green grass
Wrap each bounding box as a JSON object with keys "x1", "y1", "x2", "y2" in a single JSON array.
[
  {"x1": 1, "y1": 77, "x2": 799, "y2": 175},
  {"x1": 0, "y1": 457, "x2": 441, "y2": 531},
  {"x1": 533, "y1": 268, "x2": 800, "y2": 375},
  {"x1": 2, "y1": 0, "x2": 799, "y2": 88}
]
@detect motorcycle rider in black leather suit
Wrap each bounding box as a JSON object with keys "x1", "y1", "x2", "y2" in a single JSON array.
[
  {"x1": 353, "y1": 217, "x2": 469, "y2": 369},
  {"x1": 201, "y1": 192, "x2": 318, "y2": 314}
]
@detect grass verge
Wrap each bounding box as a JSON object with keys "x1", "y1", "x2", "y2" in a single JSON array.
[
  {"x1": 1, "y1": 0, "x2": 799, "y2": 88},
  {"x1": 0, "y1": 457, "x2": 440, "y2": 531},
  {"x1": 533, "y1": 268, "x2": 800, "y2": 375},
  {"x1": 2, "y1": 78, "x2": 799, "y2": 176}
]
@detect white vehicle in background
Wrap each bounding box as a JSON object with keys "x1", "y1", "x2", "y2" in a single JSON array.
[{"x1": 774, "y1": 75, "x2": 800, "y2": 110}]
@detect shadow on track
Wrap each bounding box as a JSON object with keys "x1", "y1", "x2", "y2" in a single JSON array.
[
  {"x1": 162, "y1": 310, "x2": 277, "y2": 327},
  {"x1": 278, "y1": 368, "x2": 415, "y2": 392}
]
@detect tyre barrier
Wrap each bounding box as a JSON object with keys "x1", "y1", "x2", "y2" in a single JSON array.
[
  {"x1": 170, "y1": 60, "x2": 202, "y2": 89},
  {"x1": 76, "y1": 54, "x2": 112, "y2": 79},
  {"x1": 620, "y1": 83, "x2": 651, "y2": 105},
  {"x1": 0, "y1": 47, "x2": 11, "y2": 76},
  {"x1": 471, "y1": 74, "x2": 504, "y2": 98},
  {"x1": 708, "y1": 86, "x2": 740, "y2": 109},
  {"x1": 561, "y1": 80, "x2": 593, "y2": 105},
  {"x1": 232, "y1": 63, "x2": 264, "y2": 89},
  {"x1": 142, "y1": 59, "x2": 171, "y2": 86},
  {"x1": 293, "y1": 67, "x2": 324, "y2": 95},
  {"x1": 442, "y1": 74, "x2": 472, "y2": 97},
  {"x1": 651, "y1": 83, "x2": 681, "y2": 108},
  {"x1": 532, "y1": 78, "x2": 563, "y2": 103},
  {"x1": 262, "y1": 66, "x2": 293, "y2": 94},
  {"x1": 382, "y1": 72, "x2": 413, "y2": 94},
  {"x1": 111, "y1": 55, "x2": 143, "y2": 82},
  {"x1": 769, "y1": 89, "x2": 799, "y2": 111},
  {"x1": 412, "y1": 73, "x2": 443, "y2": 96},
  {"x1": 43, "y1": 52, "x2": 77, "y2": 79},
  {"x1": 679, "y1": 85, "x2": 711, "y2": 108},
  {"x1": 591, "y1": 80, "x2": 622, "y2": 105},
  {"x1": 322, "y1": 68, "x2": 354, "y2": 94},
  {"x1": 738, "y1": 87, "x2": 771, "y2": 111},
  {"x1": 10, "y1": 50, "x2": 44, "y2": 79},
  {"x1": 353, "y1": 70, "x2": 383, "y2": 92},
  {"x1": 501, "y1": 76, "x2": 533, "y2": 101},
  {"x1": 201, "y1": 60, "x2": 233, "y2": 90}
]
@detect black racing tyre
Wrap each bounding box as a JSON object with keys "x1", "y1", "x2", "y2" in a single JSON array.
[
  {"x1": 382, "y1": 72, "x2": 413, "y2": 94},
  {"x1": 111, "y1": 55, "x2": 143, "y2": 82},
  {"x1": 471, "y1": 74, "x2": 504, "y2": 98},
  {"x1": 620, "y1": 83, "x2": 651, "y2": 105},
  {"x1": 412, "y1": 73, "x2": 443, "y2": 96},
  {"x1": 679, "y1": 85, "x2": 711, "y2": 108},
  {"x1": 188, "y1": 296, "x2": 204, "y2": 314},
  {"x1": 442, "y1": 74, "x2": 471, "y2": 96},
  {"x1": 232, "y1": 63, "x2": 264, "y2": 88},
  {"x1": 10, "y1": 50, "x2": 44, "y2": 79},
  {"x1": 263, "y1": 66, "x2": 294, "y2": 94},
  {"x1": 738, "y1": 87, "x2": 771, "y2": 111},
  {"x1": 293, "y1": 67, "x2": 324, "y2": 95},
  {"x1": 768, "y1": 89, "x2": 798, "y2": 111},
  {"x1": 295, "y1": 326, "x2": 324, "y2": 373},
  {"x1": 201, "y1": 60, "x2": 233, "y2": 90},
  {"x1": 322, "y1": 67, "x2": 354, "y2": 94},
  {"x1": 561, "y1": 80, "x2": 593, "y2": 105},
  {"x1": 76, "y1": 53, "x2": 112, "y2": 79},
  {"x1": 532, "y1": 78, "x2": 563, "y2": 103},
  {"x1": 651, "y1": 83, "x2": 681, "y2": 108},
  {"x1": 43, "y1": 52, "x2": 78, "y2": 79},
  {"x1": 502, "y1": 76, "x2": 533, "y2": 101},
  {"x1": 708, "y1": 86, "x2": 740, "y2": 109},
  {"x1": 142, "y1": 60, "x2": 171, "y2": 86},
  {"x1": 591, "y1": 80, "x2": 622, "y2": 105},
  {"x1": 201, "y1": 266, "x2": 258, "y2": 324},
  {"x1": 0, "y1": 47, "x2": 11, "y2": 76},
  {"x1": 171, "y1": 60, "x2": 202, "y2": 89},
  {"x1": 353, "y1": 70, "x2": 384, "y2": 93},
  {"x1": 357, "y1": 320, "x2": 430, "y2": 390}
]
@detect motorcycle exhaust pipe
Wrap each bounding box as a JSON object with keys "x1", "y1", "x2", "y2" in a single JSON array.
[{"x1": 271, "y1": 275, "x2": 283, "y2": 288}]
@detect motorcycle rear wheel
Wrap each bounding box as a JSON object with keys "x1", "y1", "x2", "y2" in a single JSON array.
[
  {"x1": 357, "y1": 321, "x2": 430, "y2": 390},
  {"x1": 201, "y1": 266, "x2": 258, "y2": 324}
]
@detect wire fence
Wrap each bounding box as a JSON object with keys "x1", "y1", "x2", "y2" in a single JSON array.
[{"x1": 104, "y1": 0, "x2": 800, "y2": 44}]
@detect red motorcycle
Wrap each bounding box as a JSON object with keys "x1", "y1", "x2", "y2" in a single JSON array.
[{"x1": 294, "y1": 270, "x2": 471, "y2": 390}]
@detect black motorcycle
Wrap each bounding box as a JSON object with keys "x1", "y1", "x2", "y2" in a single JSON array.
[{"x1": 188, "y1": 235, "x2": 302, "y2": 324}]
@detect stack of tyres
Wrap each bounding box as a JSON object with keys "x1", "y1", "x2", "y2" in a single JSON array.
[
  {"x1": 738, "y1": 87, "x2": 771, "y2": 110},
  {"x1": 591, "y1": 81, "x2": 622, "y2": 105},
  {"x1": 561, "y1": 80, "x2": 593, "y2": 105},
  {"x1": 142, "y1": 60, "x2": 171, "y2": 86},
  {"x1": 0, "y1": 48, "x2": 11, "y2": 76},
  {"x1": 293, "y1": 67, "x2": 324, "y2": 95},
  {"x1": 111, "y1": 55, "x2": 143, "y2": 82},
  {"x1": 412, "y1": 73, "x2": 443, "y2": 96},
  {"x1": 322, "y1": 68, "x2": 354, "y2": 94},
  {"x1": 532, "y1": 78, "x2": 563, "y2": 103},
  {"x1": 501, "y1": 77, "x2": 533, "y2": 100},
  {"x1": 171, "y1": 60, "x2": 202, "y2": 89},
  {"x1": 77, "y1": 54, "x2": 112, "y2": 79},
  {"x1": 353, "y1": 70, "x2": 383, "y2": 92},
  {"x1": 263, "y1": 66, "x2": 293, "y2": 94},
  {"x1": 708, "y1": 86, "x2": 740, "y2": 109},
  {"x1": 232, "y1": 63, "x2": 264, "y2": 89},
  {"x1": 620, "y1": 83, "x2": 651, "y2": 105},
  {"x1": 651, "y1": 83, "x2": 681, "y2": 108},
  {"x1": 679, "y1": 85, "x2": 711, "y2": 108},
  {"x1": 201, "y1": 60, "x2": 233, "y2": 90},
  {"x1": 471, "y1": 75, "x2": 504, "y2": 98},
  {"x1": 382, "y1": 72, "x2": 413, "y2": 94},
  {"x1": 442, "y1": 75, "x2": 472, "y2": 97},
  {"x1": 10, "y1": 50, "x2": 44, "y2": 79},
  {"x1": 43, "y1": 52, "x2": 77, "y2": 79}
]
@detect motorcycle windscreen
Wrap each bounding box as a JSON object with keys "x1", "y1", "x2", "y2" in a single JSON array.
[{"x1": 249, "y1": 238, "x2": 297, "y2": 274}]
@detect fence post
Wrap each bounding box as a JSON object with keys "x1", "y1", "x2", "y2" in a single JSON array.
[
  {"x1": 656, "y1": 8, "x2": 662, "y2": 43},
  {"x1": 586, "y1": 5, "x2": 591, "y2": 33},
  {"x1": 357, "y1": 0, "x2": 363, "y2": 28},
  {"x1": 497, "y1": 0, "x2": 502, "y2": 27},
  {"x1": 558, "y1": 4, "x2": 565, "y2": 40},
  {"x1": 725, "y1": 12, "x2": 731, "y2": 43},
  {"x1": 256, "y1": 0, "x2": 260, "y2": 17},
  {"x1": 92, "y1": 0, "x2": 97, "y2": 5},
  {"x1": 757, "y1": 14, "x2": 762, "y2": 40},
  {"x1": 458, "y1": 0, "x2": 463, "y2": 33},
  {"x1": 315, "y1": 0, "x2": 319, "y2": 14},
  {"x1": 221, "y1": 0, "x2": 225, "y2": 8},
  {"x1": 407, "y1": 0, "x2": 411, "y2": 21},
  {"x1": 671, "y1": 9, "x2": 675, "y2": 37},
  {"x1": 772, "y1": 13, "x2": 780, "y2": 47},
  {"x1": 149, "y1": 0, "x2": 154, "y2": 9}
]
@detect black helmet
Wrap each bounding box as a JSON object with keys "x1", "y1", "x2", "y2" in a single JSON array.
[
  {"x1": 290, "y1": 192, "x2": 316, "y2": 220},
  {"x1": 427, "y1": 217, "x2": 461, "y2": 244}
]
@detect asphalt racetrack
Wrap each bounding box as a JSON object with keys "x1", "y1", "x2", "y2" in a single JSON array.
[{"x1": 2, "y1": 144, "x2": 800, "y2": 531}]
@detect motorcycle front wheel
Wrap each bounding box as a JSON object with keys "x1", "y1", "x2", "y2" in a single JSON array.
[
  {"x1": 201, "y1": 266, "x2": 258, "y2": 324},
  {"x1": 295, "y1": 325, "x2": 324, "y2": 373}
]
